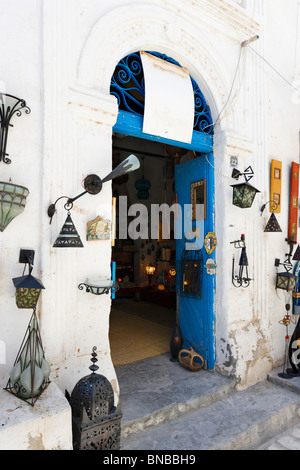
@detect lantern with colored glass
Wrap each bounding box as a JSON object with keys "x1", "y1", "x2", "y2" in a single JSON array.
[
  {"x1": 12, "y1": 250, "x2": 45, "y2": 309},
  {"x1": 231, "y1": 166, "x2": 260, "y2": 208},
  {"x1": 145, "y1": 264, "x2": 156, "y2": 284}
]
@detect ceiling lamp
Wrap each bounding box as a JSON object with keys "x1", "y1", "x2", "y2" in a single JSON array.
[{"x1": 135, "y1": 156, "x2": 151, "y2": 200}]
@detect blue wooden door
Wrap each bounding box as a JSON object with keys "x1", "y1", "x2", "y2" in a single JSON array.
[{"x1": 175, "y1": 154, "x2": 215, "y2": 370}]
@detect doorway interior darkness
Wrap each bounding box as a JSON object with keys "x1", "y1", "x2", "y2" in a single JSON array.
[{"x1": 109, "y1": 51, "x2": 215, "y2": 369}]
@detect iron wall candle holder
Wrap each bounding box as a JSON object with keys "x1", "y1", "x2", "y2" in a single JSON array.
[
  {"x1": 78, "y1": 280, "x2": 119, "y2": 296},
  {"x1": 230, "y1": 234, "x2": 251, "y2": 288},
  {"x1": 0, "y1": 93, "x2": 31, "y2": 164}
]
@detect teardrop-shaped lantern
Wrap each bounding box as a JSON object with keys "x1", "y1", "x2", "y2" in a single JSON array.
[
  {"x1": 53, "y1": 212, "x2": 84, "y2": 248},
  {"x1": 0, "y1": 182, "x2": 29, "y2": 231}
]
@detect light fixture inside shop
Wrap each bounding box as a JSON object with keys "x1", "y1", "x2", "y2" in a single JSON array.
[
  {"x1": 145, "y1": 264, "x2": 156, "y2": 284},
  {"x1": 78, "y1": 280, "x2": 119, "y2": 296}
]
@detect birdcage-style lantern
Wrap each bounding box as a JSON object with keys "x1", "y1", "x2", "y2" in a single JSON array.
[
  {"x1": 69, "y1": 347, "x2": 122, "y2": 451},
  {"x1": 231, "y1": 167, "x2": 260, "y2": 209},
  {"x1": 12, "y1": 250, "x2": 45, "y2": 309}
]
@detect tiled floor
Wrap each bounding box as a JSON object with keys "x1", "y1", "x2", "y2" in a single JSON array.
[{"x1": 109, "y1": 300, "x2": 175, "y2": 367}]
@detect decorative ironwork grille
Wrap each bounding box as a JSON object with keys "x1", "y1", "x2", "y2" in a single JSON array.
[
  {"x1": 176, "y1": 248, "x2": 204, "y2": 299},
  {"x1": 110, "y1": 51, "x2": 214, "y2": 135}
]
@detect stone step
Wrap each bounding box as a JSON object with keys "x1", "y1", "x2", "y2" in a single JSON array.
[
  {"x1": 116, "y1": 354, "x2": 300, "y2": 450},
  {"x1": 116, "y1": 353, "x2": 236, "y2": 440},
  {"x1": 120, "y1": 379, "x2": 300, "y2": 450}
]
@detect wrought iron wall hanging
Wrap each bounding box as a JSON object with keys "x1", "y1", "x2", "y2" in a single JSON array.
[
  {"x1": 230, "y1": 234, "x2": 251, "y2": 288},
  {"x1": 177, "y1": 247, "x2": 203, "y2": 298},
  {"x1": 0, "y1": 93, "x2": 31, "y2": 164},
  {"x1": 110, "y1": 51, "x2": 214, "y2": 135}
]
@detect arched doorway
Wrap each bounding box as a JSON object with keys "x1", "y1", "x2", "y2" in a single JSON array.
[{"x1": 109, "y1": 51, "x2": 216, "y2": 370}]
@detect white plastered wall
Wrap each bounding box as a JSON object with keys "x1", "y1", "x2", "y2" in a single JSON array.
[{"x1": 2, "y1": 0, "x2": 300, "y2": 416}]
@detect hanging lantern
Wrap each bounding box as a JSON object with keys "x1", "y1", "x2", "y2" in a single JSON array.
[
  {"x1": 260, "y1": 200, "x2": 282, "y2": 232},
  {"x1": 135, "y1": 156, "x2": 151, "y2": 200},
  {"x1": 4, "y1": 309, "x2": 51, "y2": 406},
  {"x1": 53, "y1": 212, "x2": 84, "y2": 248},
  {"x1": 230, "y1": 234, "x2": 251, "y2": 288},
  {"x1": 231, "y1": 166, "x2": 260, "y2": 208},
  {"x1": 12, "y1": 250, "x2": 45, "y2": 309},
  {"x1": 0, "y1": 182, "x2": 29, "y2": 232}
]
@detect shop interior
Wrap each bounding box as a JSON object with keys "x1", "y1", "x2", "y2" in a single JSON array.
[{"x1": 109, "y1": 133, "x2": 196, "y2": 366}]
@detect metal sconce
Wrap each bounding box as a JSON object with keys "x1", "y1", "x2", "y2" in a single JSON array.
[
  {"x1": 0, "y1": 93, "x2": 31, "y2": 164},
  {"x1": 48, "y1": 154, "x2": 140, "y2": 223},
  {"x1": 12, "y1": 250, "x2": 45, "y2": 309},
  {"x1": 78, "y1": 280, "x2": 119, "y2": 296},
  {"x1": 231, "y1": 166, "x2": 260, "y2": 208},
  {"x1": 274, "y1": 236, "x2": 297, "y2": 292},
  {"x1": 260, "y1": 200, "x2": 282, "y2": 232},
  {"x1": 230, "y1": 234, "x2": 251, "y2": 288},
  {"x1": 0, "y1": 181, "x2": 29, "y2": 232}
]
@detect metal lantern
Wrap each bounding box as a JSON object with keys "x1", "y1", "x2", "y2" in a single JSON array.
[
  {"x1": 231, "y1": 166, "x2": 260, "y2": 208},
  {"x1": 53, "y1": 212, "x2": 84, "y2": 248},
  {"x1": 135, "y1": 156, "x2": 151, "y2": 200},
  {"x1": 12, "y1": 250, "x2": 45, "y2": 309},
  {"x1": 4, "y1": 309, "x2": 51, "y2": 406},
  {"x1": 260, "y1": 200, "x2": 282, "y2": 232},
  {"x1": 275, "y1": 258, "x2": 297, "y2": 292},
  {"x1": 69, "y1": 347, "x2": 122, "y2": 451},
  {"x1": 145, "y1": 264, "x2": 156, "y2": 283}
]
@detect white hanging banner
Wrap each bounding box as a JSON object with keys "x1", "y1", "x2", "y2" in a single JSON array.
[{"x1": 140, "y1": 51, "x2": 194, "y2": 144}]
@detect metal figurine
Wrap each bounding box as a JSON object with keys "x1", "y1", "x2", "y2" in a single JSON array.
[{"x1": 230, "y1": 234, "x2": 251, "y2": 288}]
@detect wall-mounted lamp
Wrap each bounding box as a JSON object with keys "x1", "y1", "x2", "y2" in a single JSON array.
[
  {"x1": 47, "y1": 154, "x2": 140, "y2": 223},
  {"x1": 260, "y1": 200, "x2": 282, "y2": 232},
  {"x1": 231, "y1": 166, "x2": 260, "y2": 208},
  {"x1": 12, "y1": 250, "x2": 45, "y2": 309},
  {"x1": 78, "y1": 280, "x2": 119, "y2": 296},
  {"x1": 0, "y1": 93, "x2": 31, "y2": 165},
  {"x1": 230, "y1": 234, "x2": 251, "y2": 288},
  {"x1": 0, "y1": 181, "x2": 29, "y2": 231},
  {"x1": 274, "y1": 236, "x2": 297, "y2": 291}
]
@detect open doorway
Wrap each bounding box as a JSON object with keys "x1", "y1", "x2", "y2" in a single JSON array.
[{"x1": 109, "y1": 133, "x2": 192, "y2": 367}]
